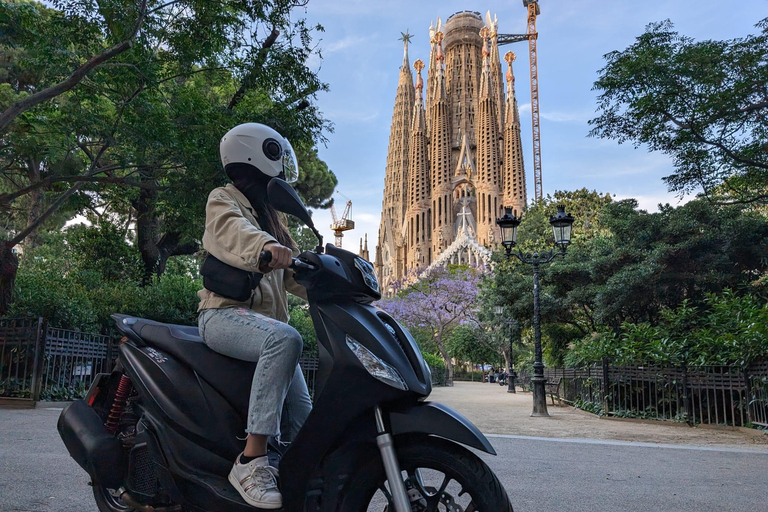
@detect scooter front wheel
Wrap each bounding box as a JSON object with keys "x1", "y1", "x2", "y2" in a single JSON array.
[{"x1": 338, "y1": 435, "x2": 513, "y2": 512}]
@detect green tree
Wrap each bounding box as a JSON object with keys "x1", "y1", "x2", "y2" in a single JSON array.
[
  {"x1": 565, "y1": 291, "x2": 768, "y2": 367},
  {"x1": 446, "y1": 324, "x2": 503, "y2": 368},
  {"x1": 1, "y1": 0, "x2": 333, "y2": 310},
  {"x1": 488, "y1": 190, "x2": 614, "y2": 365},
  {"x1": 589, "y1": 18, "x2": 768, "y2": 206}
]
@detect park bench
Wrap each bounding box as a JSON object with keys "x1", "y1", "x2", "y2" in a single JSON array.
[{"x1": 545, "y1": 377, "x2": 563, "y2": 405}]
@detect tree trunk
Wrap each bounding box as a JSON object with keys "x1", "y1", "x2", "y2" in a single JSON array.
[
  {"x1": 0, "y1": 241, "x2": 19, "y2": 315},
  {"x1": 134, "y1": 173, "x2": 199, "y2": 284},
  {"x1": 25, "y1": 157, "x2": 43, "y2": 249},
  {"x1": 435, "y1": 335, "x2": 454, "y2": 386},
  {"x1": 134, "y1": 176, "x2": 160, "y2": 285},
  {"x1": 503, "y1": 349, "x2": 512, "y2": 375}
]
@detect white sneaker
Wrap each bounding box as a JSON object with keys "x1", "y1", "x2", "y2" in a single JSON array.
[{"x1": 228, "y1": 454, "x2": 282, "y2": 509}]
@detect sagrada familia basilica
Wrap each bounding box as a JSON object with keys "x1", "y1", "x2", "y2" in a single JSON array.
[{"x1": 374, "y1": 11, "x2": 528, "y2": 292}]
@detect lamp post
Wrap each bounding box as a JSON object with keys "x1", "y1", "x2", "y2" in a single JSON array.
[
  {"x1": 495, "y1": 205, "x2": 574, "y2": 417},
  {"x1": 494, "y1": 305, "x2": 517, "y2": 393}
]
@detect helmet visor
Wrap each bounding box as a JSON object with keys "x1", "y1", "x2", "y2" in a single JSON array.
[{"x1": 282, "y1": 139, "x2": 299, "y2": 183}]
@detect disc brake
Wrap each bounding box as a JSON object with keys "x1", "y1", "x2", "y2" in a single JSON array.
[{"x1": 401, "y1": 482, "x2": 463, "y2": 512}]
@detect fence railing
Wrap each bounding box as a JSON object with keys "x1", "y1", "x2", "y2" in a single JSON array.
[
  {"x1": 0, "y1": 318, "x2": 46, "y2": 400},
  {"x1": 517, "y1": 361, "x2": 768, "y2": 428},
  {"x1": 1, "y1": 316, "x2": 324, "y2": 403},
  {"x1": 40, "y1": 327, "x2": 117, "y2": 401},
  {"x1": 299, "y1": 354, "x2": 319, "y2": 399},
  {"x1": 0, "y1": 318, "x2": 118, "y2": 402}
]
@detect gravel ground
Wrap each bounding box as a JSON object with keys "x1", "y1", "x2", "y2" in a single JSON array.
[{"x1": 430, "y1": 381, "x2": 768, "y2": 450}]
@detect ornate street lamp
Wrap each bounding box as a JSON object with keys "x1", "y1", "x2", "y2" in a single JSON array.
[
  {"x1": 495, "y1": 205, "x2": 575, "y2": 417},
  {"x1": 550, "y1": 205, "x2": 575, "y2": 251},
  {"x1": 494, "y1": 305, "x2": 517, "y2": 393},
  {"x1": 495, "y1": 207, "x2": 521, "y2": 257}
]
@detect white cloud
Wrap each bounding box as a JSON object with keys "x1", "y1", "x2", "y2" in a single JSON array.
[
  {"x1": 612, "y1": 192, "x2": 693, "y2": 213},
  {"x1": 323, "y1": 109, "x2": 380, "y2": 123},
  {"x1": 324, "y1": 35, "x2": 375, "y2": 54}
]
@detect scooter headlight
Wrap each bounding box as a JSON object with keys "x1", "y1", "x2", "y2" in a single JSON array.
[{"x1": 346, "y1": 335, "x2": 408, "y2": 390}]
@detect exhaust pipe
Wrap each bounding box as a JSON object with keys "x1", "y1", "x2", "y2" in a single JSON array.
[{"x1": 57, "y1": 400, "x2": 126, "y2": 488}]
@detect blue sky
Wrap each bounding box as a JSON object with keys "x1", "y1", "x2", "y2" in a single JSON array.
[{"x1": 296, "y1": 0, "x2": 767, "y2": 256}]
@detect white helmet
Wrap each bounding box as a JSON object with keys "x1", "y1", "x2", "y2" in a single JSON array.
[{"x1": 219, "y1": 123, "x2": 299, "y2": 183}]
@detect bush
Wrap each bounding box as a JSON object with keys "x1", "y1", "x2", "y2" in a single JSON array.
[
  {"x1": 453, "y1": 369, "x2": 485, "y2": 382},
  {"x1": 565, "y1": 291, "x2": 768, "y2": 366},
  {"x1": 289, "y1": 305, "x2": 317, "y2": 353},
  {"x1": 11, "y1": 241, "x2": 203, "y2": 333}
]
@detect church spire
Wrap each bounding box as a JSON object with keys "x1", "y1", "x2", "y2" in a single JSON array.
[
  {"x1": 429, "y1": 30, "x2": 452, "y2": 258},
  {"x1": 426, "y1": 19, "x2": 441, "y2": 132},
  {"x1": 479, "y1": 26, "x2": 493, "y2": 98},
  {"x1": 400, "y1": 30, "x2": 413, "y2": 70},
  {"x1": 503, "y1": 51, "x2": 527, "y2": 216},
  {"x1": 475, "y1": 25, "x2": 503, "y2": 246},
  {"x1": 406, "y1": 58, "x2": 431, "y2": 270},
  {"x1": 412, "y1": 59, "x2": 427, "y2": 132},
  {"x1": 376, "y1": 30, "x2": 416, "y2": 290},
  {"x1": 486, "y1": 11, "x2": 505, "y2": 129}
]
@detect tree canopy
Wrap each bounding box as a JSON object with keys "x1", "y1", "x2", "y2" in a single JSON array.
[
  {"x1": 0, "y1": 0, "x2": 336, "y2": 312},
  {"x1": 589, "y1": 18, "x2": 768, "y2": 206}
]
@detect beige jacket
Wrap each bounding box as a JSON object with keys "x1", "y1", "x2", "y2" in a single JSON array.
[{"x1": 197, "y1": 184, "x2": 307, "y2": 322}]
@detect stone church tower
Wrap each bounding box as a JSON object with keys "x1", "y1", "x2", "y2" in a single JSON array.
[{"x1": 375, "y1": 11, "x2": 527, "y2": 292}]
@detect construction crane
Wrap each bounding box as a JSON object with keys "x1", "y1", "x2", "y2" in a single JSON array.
[
  {"x1": 330, "y1": 191, "x2": 354, "y2": 247},
  {"x1": 496, "y1": 0, "x2": 543, "y2": 202}
]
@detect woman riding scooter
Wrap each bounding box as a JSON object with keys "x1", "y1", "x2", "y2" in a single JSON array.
[{"x1": 197, "y1": 123, "x2": 312, "y2": 509}]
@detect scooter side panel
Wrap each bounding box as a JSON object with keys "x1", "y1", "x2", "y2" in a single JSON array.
[{"x1": 119, "y1": 343, "x2": 246, "y2": 465}]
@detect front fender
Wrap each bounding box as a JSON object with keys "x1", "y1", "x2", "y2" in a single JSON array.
[{"x1": 389, "y1": 401, "x2": 496, "y2": 456}]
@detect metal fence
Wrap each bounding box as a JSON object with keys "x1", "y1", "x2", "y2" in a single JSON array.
[
  {"x1": 0, "y1": 318, "x2": 117, "y2": 402},
  {"x1": 299, "y1": 355, "x2": 319, "y2": 399},
  {"x1": 0, "y1": 318, "x2": 46, "y2": 400},
  {"x1": 40, "y1": 327, "x2": 116, "y2": 401},
  {"x1": 517, "y1": 361, "x2": 768, "y2": 428},
  {"x1": 3, "y1": 315, "x2": 480, "y2": 403},
  {"x1": 0, "y1": 318, "x2": 329, "y2": 403}
]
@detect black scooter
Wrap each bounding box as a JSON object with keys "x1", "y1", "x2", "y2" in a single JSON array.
[{"x1": 57, "y1": 179, "x2": 513, "y2": 512}]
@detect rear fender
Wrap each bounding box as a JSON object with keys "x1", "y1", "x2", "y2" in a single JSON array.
[{"x1": 389, "y1": 401, "x2": 496, "y2": 455}]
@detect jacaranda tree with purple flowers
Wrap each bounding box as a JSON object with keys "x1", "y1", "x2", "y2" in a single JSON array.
[{"x1": 377, "y1": 267, "x2": 482, "y2": 385}]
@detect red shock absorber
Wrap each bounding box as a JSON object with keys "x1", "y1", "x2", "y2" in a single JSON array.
[{"x1": 105, "y1": 375, "x2": 132, "y2": 434}]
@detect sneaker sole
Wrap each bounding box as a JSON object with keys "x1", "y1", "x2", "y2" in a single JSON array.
[{"x1": 227, "y1": 470, "x2": 283, "y2": 510}]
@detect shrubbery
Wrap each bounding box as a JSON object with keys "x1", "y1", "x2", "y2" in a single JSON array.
[
  {"x1": 565, "y1": 291, "x2": 768, "y2": 367},
  {"x1": 10, "y1": 225, "x2": 201, "y2": 333}
]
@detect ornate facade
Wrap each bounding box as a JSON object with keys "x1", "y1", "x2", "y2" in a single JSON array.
[{"x1": 375, "y1": 11, "x2": 527, "y2": 291}]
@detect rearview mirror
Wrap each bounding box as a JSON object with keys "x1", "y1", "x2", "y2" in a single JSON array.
[
  {"x1": 267, "y1": 179, "x2": 313, "y2": 226},
  {"x1": 267, "y1": 179, "x2": 324, "y2": 250}
]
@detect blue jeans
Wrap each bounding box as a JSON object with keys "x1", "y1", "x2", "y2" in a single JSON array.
[{"x1": 198, "y1": 307, "x2": 312, "y2": 441}]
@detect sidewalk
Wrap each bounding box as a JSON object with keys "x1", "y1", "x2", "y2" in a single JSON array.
[{"x1": 430, "y1": 381, "x2": 768, "y2": 450}]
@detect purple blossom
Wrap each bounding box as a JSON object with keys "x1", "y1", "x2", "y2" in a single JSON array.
[{"x1": 376, "y1": 267, "x2": 483, "y2": 383}]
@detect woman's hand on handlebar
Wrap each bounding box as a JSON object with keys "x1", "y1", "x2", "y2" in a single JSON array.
[{"x1": 261, "y1": 242, "x2": 293, "y2": 270}]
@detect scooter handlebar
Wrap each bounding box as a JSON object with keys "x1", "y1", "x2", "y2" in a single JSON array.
[{"x1": 259, "y1": 250, "x2": 315, "y2": 271}]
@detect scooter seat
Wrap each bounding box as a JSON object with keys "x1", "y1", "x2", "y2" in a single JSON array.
[{"x1": 118, "y1": 316, "x2": 254, "y2": 414}]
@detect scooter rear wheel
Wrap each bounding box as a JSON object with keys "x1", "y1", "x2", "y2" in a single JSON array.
[{"x1": 338, "y1": 435, "x2": 513, "y2": 512}]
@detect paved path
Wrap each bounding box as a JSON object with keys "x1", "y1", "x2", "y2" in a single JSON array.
[
  {"x1": 431, "y1": 381, "x2": 768, "y2": 450},
  {"x1": 1, "y1": 384, "x2": 767, "y2": 511}
]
